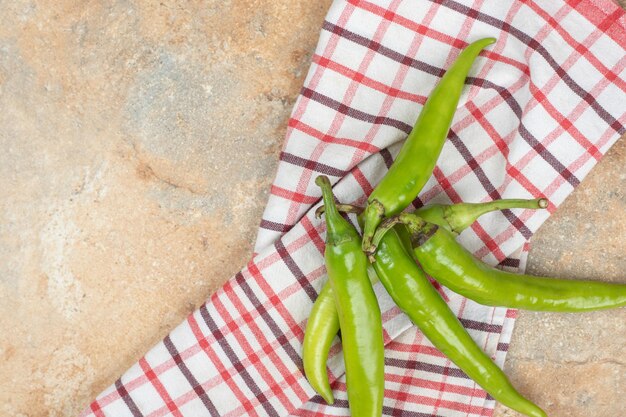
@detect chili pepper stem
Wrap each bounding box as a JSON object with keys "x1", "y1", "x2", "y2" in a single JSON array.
[
  {"x1": 371, "y1": 217, "x2": 406, "y2": 250},
  {"x1": 361, "y1": 199, "x2": 386, "y2": 255},
  {"x1": 315, "y1": 176, "x2": 355, "y2": 245},
  {"x1": 315, "y1": 203, "x2": 364, "y2": 219},
  {"x1": 370, "y1": 213, "x2": 432, "y2": 252},
  {"x1": 442, "y1": 197, "x2": 549, "y2": 234}
]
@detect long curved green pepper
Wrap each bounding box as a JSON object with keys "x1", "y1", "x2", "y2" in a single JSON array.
[
  {"x1": 315, "y1": 175, "x2": 384, "y2": 417},
  {"x1": 377, "y1": 213, "x2": 626, "y2": 312},
  {"x1": 302, "y1": 282, "x2": 337, "y2": 404},
  {"x1": 373, "y1": 226, "x2": 547, "y2": 417},
  {"x1": 303, "y1": 197, "x2": 547, "y2": 403},
  {"x1": 303, "y1": 205, "x2": 370, "y2": 405},
  {"x1": 361, "y1": 37, "x2": 496, "y2": 255}
]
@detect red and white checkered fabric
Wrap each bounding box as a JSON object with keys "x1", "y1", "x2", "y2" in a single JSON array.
[{"x1": 81, "y1": 0, "x2": 626, "y2": 416}]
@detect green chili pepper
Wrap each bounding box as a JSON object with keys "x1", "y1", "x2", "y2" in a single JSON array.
[
  {"x1": 302, "y1": 282, "x2": 337, "y2": 404},
  {"x1": 361, "y1": 37, "x2": 496, "y2": 255},
  {"x1": 303, "y1": 204, "x2": 368, "y2": 405},
  {"x1": 375, "y1": 213, "x2": 626, "y2": 312},
  {"x1": 373, "y1": 225, "x2": 547, "y2": 417},
  {"x1": 304, "y1": 197, "x2": 546, "y2": 403},
  {"x1": 315, "y1": 175, "x2": 384, "y2": 417}
]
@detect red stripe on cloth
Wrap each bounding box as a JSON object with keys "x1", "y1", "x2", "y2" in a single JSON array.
[
  {"x1": 384, "y1": 339, "x2": 443, "y2": 358},
  {"x1": 88, "y1": 401, "x2": 106, "y2": 417},
  {"x1": 567, "y1": 0, "x2": 626, "y2": 43},
  {"x1": 300, "y1": 216, "x2": 325, "y2": 255},
  {"x1": 270, "y1": 185, "x2": 319, "y2": 204},
  {"x1": 139, "y1": 358, "x2": 185, "y2": 417},
  {"x1": 330, "y1": 376, "x2": 492, "y2": 416},
  {"x1": 350, "y1": 166, "x2": 374, "y2": 197},
  {"x1": 467, "y1": 103, "x2": 510, "y2": 157},
  {"x1": 387, "y1": 372, "x2": 489, "y2": 399},
  {"x1": 426, "y1": 276, "x2": 450, "y2": 303},
  {"x1": 390, "y1": 329, "x2": 429, "y2": 413},
  {"x1": 473, "y1": 207, "x2": 542, "y2": 261},
  {"x1": 288, "y1": 118, "x2": 381, "y2": 154},
  {"x1": 348, "y1": 0, "x2": 458, "y2": 47},
  {"x1": 312, "y1": 54, "x2": 427, "y2": 103},
  {"x1": 433, "y1": 166, "x2": 463, "y2": 204}
]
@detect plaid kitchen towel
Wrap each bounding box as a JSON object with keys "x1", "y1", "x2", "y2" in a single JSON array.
[{"x1": 81, "y1": 0, "x2": 626, "y2": 416}]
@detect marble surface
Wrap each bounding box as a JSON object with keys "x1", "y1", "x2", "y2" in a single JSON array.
[{"x1": 0, "y1": 1, "x2": 623, "y2": 416}]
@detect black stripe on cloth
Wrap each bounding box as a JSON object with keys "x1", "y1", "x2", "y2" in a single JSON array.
[
  {"x1": 163, "y1": 335, "x2": 220, "y2": 417},
  {"x1": 260, "y1": 219, "x2": 293, "y2": 233},
  {"x1": 301, "y1": 86, "x2": 413, "y2": 133},
  {"x1": 321, "y1": 20, "x2": 446, "y2": 80},
  {"x1": 459, "y1": 318, "x2": 503, "y2": 334},
  {"x1": 385, "y1": 357, "x2": 469, "y2": 379},
  {"x1": 274, "y1": 239, "x2": 318, "y2": 302},
  {"x1": 115, "y1": 378, "x2": 144, "y2": 417},
  {"x1": 498, "y1": 257, "x2": 520, "y2": 269},
  {"x1": 280, "y1": 151, "x2": 349, "y2": 177},
  {"x1": 199, "y1": 303, "x2": 281, "y2": 417},
  {"x1": 380, "y1": 147, "x2": 395, "y2": 169}
]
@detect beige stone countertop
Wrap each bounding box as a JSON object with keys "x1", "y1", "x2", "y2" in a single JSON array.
[{"x1": 1, "y1": 1, "x2": 624, "y2": 416}]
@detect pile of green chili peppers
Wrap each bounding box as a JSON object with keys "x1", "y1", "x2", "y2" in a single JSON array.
[{"x1": 304, "y1": 38, "x2": 626, "y2": 417}]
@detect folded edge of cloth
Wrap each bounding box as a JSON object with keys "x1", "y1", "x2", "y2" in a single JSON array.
[{"x1": 81, "y1": 0, "x2": 626, "y2": 416}]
